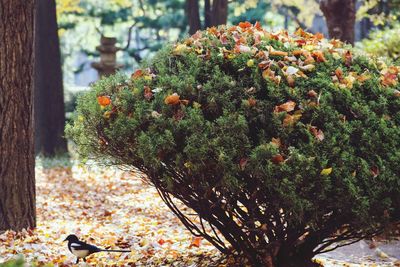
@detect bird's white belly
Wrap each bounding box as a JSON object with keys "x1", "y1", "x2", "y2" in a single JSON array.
[{"x1": 71, "y1": 247, "x2": 89, "y2": 258}]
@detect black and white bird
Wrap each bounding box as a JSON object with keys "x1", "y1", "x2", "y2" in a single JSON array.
[{"x1": 64, "y1": 234, "x2": 131, "y2": 264}]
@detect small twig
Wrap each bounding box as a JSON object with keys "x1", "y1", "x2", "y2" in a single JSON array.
[
  {"x1": 95, "y1": 26, "x2": 104, "y2": 38},
  {"x1": 138, "y1": 0, "x2": 146, "y2": 16},
  {"x1": 278, "y1": 6, "x2": 308, "y2": 30},
  {"x1": 121, "y1": 21, "x2": 138, "y2": 51}
]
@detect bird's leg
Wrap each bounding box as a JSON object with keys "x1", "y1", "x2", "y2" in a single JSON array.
[{"x1": 75, "y1": 258, "x2": 80, "y2": 264}]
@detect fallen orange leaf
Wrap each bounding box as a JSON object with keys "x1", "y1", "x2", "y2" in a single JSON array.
[
  {"x1": 189, "y1": 236, "x2": 202, "y2": 248},
  {"x1": 274, "y1": 101, "x2": 296, "y2": 113}
]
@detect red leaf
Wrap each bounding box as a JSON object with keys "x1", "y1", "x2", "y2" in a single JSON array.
[
  {"x1": 312, "y1": 51, "x2": 326, "y2": 62},
  {"x1": 271, "y1": 154, "x2": 284, "y2": 165},
  {"x1": 248, "y1": 98, "x2": 257, "y2": 107},
  {"x1": 131, "y1": 69, "x2": 143, "y2": 80},
  {"x1": 343, "y1": 50, "x2": 352, "y2": 67},
  {"x1": 238, "y1": 21, "x2": 252, "y2": 29},
  {"x1": 239, "y1": 158, "x2": 248, "y2": 170},
  {"x1": 254, "y1": 21, "x2": 263, "y2": 31},
  {"x1": 335, "y1": 68, "x2": 343, "y2": 81},
  {"x1": 103, "y1": 210, "x2": 112, "y2": 217},
  {"x1": 370, "y1": 166, "x2": 379, "y2": 178},
  {"x1": 144, "y1": 86, "x2": 153, "y2": 101},
  {"x1": 310, "y1": 126, "x2": 325, "y2": 141}
]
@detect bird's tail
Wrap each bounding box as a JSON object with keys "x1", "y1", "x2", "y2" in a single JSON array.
[{"x1": 100, "y1": 249, "x2": 131, "y2": 253}]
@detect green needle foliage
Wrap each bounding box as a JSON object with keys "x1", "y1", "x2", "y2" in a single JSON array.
[{"x1": 67, "y1": 23, "x2": 400, "y2": 266}]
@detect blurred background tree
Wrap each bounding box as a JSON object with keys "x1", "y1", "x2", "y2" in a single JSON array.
[
  {"x1": 56, "y1": 0, "x2": 400, "y2": 88},
  {"x1": 35, "y1": 0, "x2": 68, "y2": 157}
]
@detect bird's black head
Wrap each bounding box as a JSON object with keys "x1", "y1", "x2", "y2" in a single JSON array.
[{"x1": 64, "y1": 234, "x2": 79, "y2": 242}]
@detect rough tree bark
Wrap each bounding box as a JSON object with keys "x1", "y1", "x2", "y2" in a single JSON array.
[
  {"x1": 35, "y1": 0, "x2": 68, "y2": 157},
  {"x1": 320, "y1": 0, "x2": 356, "y2": 45},
  {"x1": 0, "y1": 0, "x2": 36, "y2": 231},
  {"x1": 186, "y1": 0, "x2": 201, "y2": 34},
  {"x1": 186, "y1": 0, "x2": 228, "y2": 34},
  {"x1": 210, "y1": 0, "x2": 228, "y2": 26}
]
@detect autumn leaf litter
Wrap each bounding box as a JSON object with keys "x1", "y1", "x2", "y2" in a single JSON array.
[
  {"x1": 0, "y1": 161, "x2": 397, "y2": 266},
  {"x1": 0, "y1": 163, "x2": 223, "y2": 266}
]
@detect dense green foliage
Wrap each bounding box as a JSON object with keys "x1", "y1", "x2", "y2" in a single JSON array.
[
  {"x1": 67, "y1": 23, "x2": 400, "y2": 266},
  {"x1": 0, "y1": 257, "x2": 24, "y2": 267}
]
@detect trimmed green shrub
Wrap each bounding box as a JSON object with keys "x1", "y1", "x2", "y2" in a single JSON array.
[{"x1": 67, "y1": 22, "x2": 400, "y2": 266}]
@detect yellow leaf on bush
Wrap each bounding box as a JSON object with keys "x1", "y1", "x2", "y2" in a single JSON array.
[
  {"x1": 173, "y1": 44, "x2": 190, "y2": 55},
  {"x1": 193, "y1": 102, "x2": 202, "y2": 109},
  {"x1": 320, "y1": 168, "x2": 332, "y2": 176},
  {"x1": 270, "y1": 137, "x2": 281, "y2": 148},
  {"x1": 103, "y1": 111, "x2": 112, "y2": 119},
  {"x1": 247, "y1": 59, "x2": 255, "y2": 67},
  {"x1": 283, "y1": 113, "x2": 302, "y2": 127}
]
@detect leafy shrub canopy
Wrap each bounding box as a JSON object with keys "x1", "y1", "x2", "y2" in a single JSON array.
[{"x1": 67, "y1": 22, "x2": 400, "y2": 266}]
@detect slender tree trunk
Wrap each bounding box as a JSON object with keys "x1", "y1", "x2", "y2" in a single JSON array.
[
  {"x1": 35, "y1": 0, "x2": 68, "y2": 157},
  {"x1": 210, "y1": 0, "x2": 228, "y2": 26},
  {"x1": 320, "y1": 0, "x2": 356, "y2": 45},
  {"x1": 186, "y1": 0, "x2": 201, "y2": 34},
  {"x1": 204, "y1": 0, "x2": 212, "y2": 28},
  {"x1": 0, "y1": 0, "x2": 36, "y2": 231}
]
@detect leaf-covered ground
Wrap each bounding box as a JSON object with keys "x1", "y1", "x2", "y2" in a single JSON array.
[{"x1": 0, "y1": 161, "x2": 399, "y2": 266}]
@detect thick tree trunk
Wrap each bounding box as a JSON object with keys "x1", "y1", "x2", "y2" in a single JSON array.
[
  {"x1": 186, "y1": 0, "x2": 201, "y2": 35},
  {"x1": 210, "y1": 0, "x2": 228, "y2": 26},
  {"x1": 0, "y1": 0, "x2": 36, "y2": 231},
  {"x1": 320, "y1": 0, "x2": 356, "y2": 45},
  {"x1": 35, "y1": 0, "x2": 68, "y2": 157}
]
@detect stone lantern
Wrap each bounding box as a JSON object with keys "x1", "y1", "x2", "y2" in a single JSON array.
[{"x1": 92, "y1": 36, "x2": 124, "y2": 78}]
